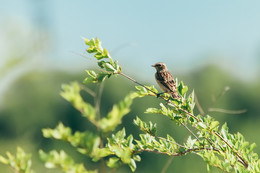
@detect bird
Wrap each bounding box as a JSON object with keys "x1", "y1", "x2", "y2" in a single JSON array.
[{"x1": 152, "y1": 62, "x2": 180, "y2": 100}]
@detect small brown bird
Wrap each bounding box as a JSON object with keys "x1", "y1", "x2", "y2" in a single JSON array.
[{"x1": 152, "y1": 62, "x2": 180, "y2": 100}]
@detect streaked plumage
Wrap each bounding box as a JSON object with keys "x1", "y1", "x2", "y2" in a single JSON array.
[{"x1": 152, "y1": 62, "x2": 180, "y2": 100}]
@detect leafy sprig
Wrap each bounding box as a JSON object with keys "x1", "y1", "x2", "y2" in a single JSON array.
[
  {"x1": 0, "y1": 147, "x2": 34, "y2": 173},
  {"x1": 39, "y1": 37, "x2": 260, "y2": 173},
  {"x1": 39, "y1": 150, "x2": 97, "y2": 173}
]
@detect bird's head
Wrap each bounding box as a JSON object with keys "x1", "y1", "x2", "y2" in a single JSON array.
[{"x1": 152, "y1": 62, "x2": 167, "y2": 71}]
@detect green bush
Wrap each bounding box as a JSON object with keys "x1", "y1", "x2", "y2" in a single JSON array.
[{"x1": 0, "y1": 38, "x2": 259, "y2": 173}]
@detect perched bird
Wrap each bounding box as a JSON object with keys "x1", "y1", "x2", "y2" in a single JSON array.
[{"x1": 152, "y1": 62, "x2": 180, "y2": 100}]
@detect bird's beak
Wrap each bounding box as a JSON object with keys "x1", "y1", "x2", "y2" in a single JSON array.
[{"x1": 151, "y1": 64, "x2": 155, "y2": 67}]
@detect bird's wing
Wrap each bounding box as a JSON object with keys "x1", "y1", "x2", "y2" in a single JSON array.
[{"x1": 156, "y1": 71, "x2": 177, "y2": 92}]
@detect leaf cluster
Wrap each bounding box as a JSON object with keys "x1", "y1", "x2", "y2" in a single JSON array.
[
  {"x1": 134, "y1": 84, "x2": 260, "y2": 172},
  {"x1": 38, "y1": 37, "x2": 258, "y2": 173},
  {"x1": 0, "y1": 147, "x2": 33, "y2": 173},
  {"x1": 83, "y1": 38, "x2": 121, "y2": 84},
  {"x1": 79, "y1": 38, "x2": 260, "y2": 172},
  {"x1": 40, "y1": 80, "x2": 141, "y2": 171},
  {"x1": 39, "y1": 150, "x2": 97, "y2": 173},
  {"x1": 1, "y1": 38, "x2": 259, "y2": 173}
]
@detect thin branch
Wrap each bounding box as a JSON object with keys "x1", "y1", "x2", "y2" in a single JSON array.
[
  {"x1": 160, "y1": 156, "x2": 174, "y2": 173},
  {"x1": 213, "y1": 131, "x2": 248, "y2": 168},
  {"x1": 176, "y1": 106, "x2": 200, "y2": 121},
  {"x1": 135, "y1": 147, "x2": 220, "y2": 157},
  {"x1": 216, "y1": 86, "x2": 230, "y2": 102},
  {"x1": 118, "y1": 71, "x2": 248, "y2": 168},
  {"x1": 94, "y1": 82, "x2": 106, "y2": 173},
  {"x1": 180, "y1": 122, "x2": 201, "y2": 142},
  {"x1": 79, "y1": 84, "x2": 96, "y2": 97},
  {"x1": 206, "y1": 86, "x2": 231, "y2": 115},
  {"x1": 95, "y1": 82, "x2": 104, "y2": 123},
  {"x1": 118, "y1": 72, "x2": 157, "y2": 95},
  {"x1": 71, "y1": 51, "x2": 96, "y2": 62},
  {"x1": 156, "y1": 136, "x2": 186, "y2": 148},
  {"x1": 194, "y1": 92, "x2": 205, "y2": 115},
  {"x1": 119, "y1": 72, "x2": 200, "y2": 122},
  {"x1": 208, "y1": 108, "x2": 247, "y2": 114}
]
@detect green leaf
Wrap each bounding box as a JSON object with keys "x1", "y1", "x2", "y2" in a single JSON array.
[
  {"x1": 39, "y1": 150, "x2": 97, "y2": 173},
  {"x1": 186, "y1": 90, "x2": 195, "y2": 112},
  {"x1": 160, "y1": 103, "x2": 167, "y2": 112},
  {"x1": 221, "y1": 123, "x2": 228, "y2": 140},
  {"x1": 0, "y1": 147, "x2": 33, "y2": 173},
  {"x1": 129, "y1": 159, "x2": 137, "y2": 172},
  {"x1": 186, "y1": 136, "x2": 197, "y2": 148},
  {"x1": 178, "y1": 81, "x2": 188, "y2": 96},
  {"x1": 42, "y1": 122, "x2": 72, "y2": 140},
  {"x1": 113, "y1": 60, "x2": 121, "y2": 72},
  {"x1": 97, "y1": 73, "x2": 109, "y2": 82},
  {"x1": 103, "y1": 62, "x2": 116, "y2": 72},
  {"x1": 86, "y1": 70, "x2": 97, "y2": 78},
  {"x1": 94, "y1": 37, "x2": 102, "y2": 50},
  {"x1": 145, "y1": 107, "x2": 161, "y2": 114},
  {"x1": 83, "y1": 77, "x2": 97, "y2": 84},
  {"x1": 133, "y1": 155, "x2": 141, "y2": 162},
  {"x1": 94, "y1": 52, "x2": 104, "y2": 60},
  {"x1": 97, "y1": 60, "x2": 106, "y2": 68},
  {"x1": 84, "y1": 38, "x2": 95, "y2": 47},
  {"x1": 198, "y1": 122, "x2": 207, "y2": 129},
  {"x1": 42, "y1": 122, "x2": 103, "y2": 160},
  {"x1": 135, "y1": 85, "x2": 147, "y2": 93},
  {"x1": 102, "y1": 48, "x2": 109, "y2": 58},
  {"x1": 134, "y1": 116, "x2": 157, "y2": 135},
  {"x1": 91, "y1": 148, "x2": 112, "y2": 161},
  {"x1": 134, "y1": 85, "x2": 158, "y2": 97},
  {"x1": 83, "y1": 70, "x2": 98, "y2": 84},
  {"x1": 210, "y1": 121, "x2": 219, "y2": 131},
  {"x1": 106, "y1": 129, "x2": 137, "y2": 169},
  {"x1": 106, "y1": 157, "x2": 121, "y2": 168},
  {"x1": 0, "y1": 155, "x2": 8, "y2": 164}
]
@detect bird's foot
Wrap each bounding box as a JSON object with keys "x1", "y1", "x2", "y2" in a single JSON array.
[{"x1": 156, "y1": 92, "x2": 165, "y2": 98}]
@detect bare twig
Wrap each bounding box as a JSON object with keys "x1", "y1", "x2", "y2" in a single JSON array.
[
  {"x1": 118, "y1": 72, "x2": 157, "y2": 95},
  {"x1": 180, "y1": 122, "x2": 201, "y2": 142},
  {"x1": 135, "y1": 147, "x2": 220, "y2": 157},
  {"x1": 79, "y1": 84, "x2": 96, "y2": 97},
  {"x1": 95, "y1": 82, "x2": 104, "y2": 122},
  {"x1": 160, "y1": 156, "x2": 174, "y2": 173},
  {"x1": 206, "y1": 86, "x2": 231, "y2": 115},
  {"x1": 208, "y1": 108, "x2": 247, "y2": 114},
  {"x1": 194, "y1": 92, "x2": 205, "y2": 115},
  {"x1": 94, "y1": 82, "x2": 106, "y2": 173}
]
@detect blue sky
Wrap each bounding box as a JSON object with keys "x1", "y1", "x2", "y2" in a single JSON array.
[{"x1": 1, "y1": 0, "x2": 260, "y2": 80}]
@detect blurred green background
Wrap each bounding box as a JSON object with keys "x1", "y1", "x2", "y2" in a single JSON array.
[{"x1": 1, "y1": 1, "x2": 260, "y2": 172}]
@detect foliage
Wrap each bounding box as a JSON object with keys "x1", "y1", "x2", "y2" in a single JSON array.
[
  {"x1": 41, "y1": 81, "x2": 140, "y2": 172},
  {"x1": 39, "y1": 150, "x2": 97, "y2": 173},
  {"x1": 0, "y1": 147, "x2": 34, "y2": 173},
  {"x1": 40, "y1": 37, "x2": 260, "y2": 172},
  {"x1": 1, "y1": 38, "x2": 259, "y2": 173}
]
